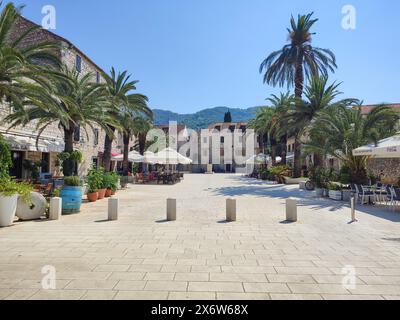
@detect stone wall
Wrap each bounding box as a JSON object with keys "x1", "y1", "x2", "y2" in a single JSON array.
[
  {"x1": 1, "y1": 15, "x2": 131, "y2": 176},
  {"x1": 367, "y1": 158, "x2": 400, "y2": 185}
]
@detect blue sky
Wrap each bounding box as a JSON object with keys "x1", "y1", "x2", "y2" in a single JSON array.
[{"x1": 23, "y1": 0, "x2": 399, "y2": 113}]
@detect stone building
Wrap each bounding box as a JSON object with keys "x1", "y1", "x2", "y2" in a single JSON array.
[{"x1": 0, "y1": 15, "x2": 124, "y2": 179}]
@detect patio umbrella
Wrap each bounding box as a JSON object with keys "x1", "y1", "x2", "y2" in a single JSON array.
[
  {"x1": 147, "y1": 148, "x2": 193, "y2": 165},
  {"x1": 352, "y1": 135, "x2": 400, "y2": 158},
  {"x1": 111, "y1": 150, "x2": 145, "y2": 163}
]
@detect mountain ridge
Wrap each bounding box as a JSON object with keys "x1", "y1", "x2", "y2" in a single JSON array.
[{"x1": 153, "y1": 106, "x2": 261, "y2": 129}]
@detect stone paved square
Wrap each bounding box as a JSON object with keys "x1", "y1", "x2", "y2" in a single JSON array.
[{"x1": 1, "y1": 174, "x2": 400, "y2": 300}]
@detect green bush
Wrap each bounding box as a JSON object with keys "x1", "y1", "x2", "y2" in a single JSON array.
[
  {"x1": 0, "y1": 134, "x2": 12, "y2": 178},
  {"x1": 87, "y1": 167, "x2": 103, "y2": 193},
  {"x1": 103, "y1": 172, "x2": 120, "y2": 192},
  {"x1": 0, "y1": 177, "x2": 33, "y2": 203},
  {"x1": 327, "y1": 182, "x2": 342, "y2": 191},
  {"x1": 63, "y1": 176, "x2": 81, "y2": 187}
]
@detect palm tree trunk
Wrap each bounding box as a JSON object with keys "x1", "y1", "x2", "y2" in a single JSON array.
[
  {"x1": 280, "y1": 135, "x2": 287, "y2": 165},
  {"x1": 270, "y1": 137, "x2": 277, "y2": 166},
  {"x1": 139, "y1": 133, "x2": 146, "y2": 155},
  {"x1": 103, "y1": 125, "x2": 115, "y2": 172},
  {"x1": 293, "y1": 133, "x2": 302, "y2": 177},
  {"x1": 63, "y1": 122, "x2": 75, "y2": 177},
  {"x1": 122, "y1": 133, "x2": 130, "y2": 177},
  {"x1": 293, "y1": 57, "x2": 304, "y2": 178}
]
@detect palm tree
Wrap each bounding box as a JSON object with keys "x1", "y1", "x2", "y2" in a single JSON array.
[
  {"x1": 249, "y1": 107, "x2": 277, "y2": 164},
  {"x1": 266, "y1": 92, "x2": 296, "y2": 165},
  {"x1": 5, "y1": 66, "x2": 115, "y2": 176},
  {"x1": 132, "y1": 116, "x2": 153, "y2": 156},
  {"x1": 304, "y1": 105, "x2": 399, "y2": 184},
  {"x1": 282, "y1": 76, "x2": 359, "y2": 166},
  {"x1": 117, "y1": 96, "x2": 150, "y2": 176},
  {"x1": 260, "y1": 12, "x2": 337, "y2": 177},
  {"x1": 102, "y1": 68, "x2": 152, "y2": 172},
  {"x1": 0, "y1": 2, "x2": 60, "y2": 107}
]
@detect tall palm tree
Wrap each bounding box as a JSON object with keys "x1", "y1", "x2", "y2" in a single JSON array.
[
  {"x1": 260, "y1": 12, "x2": 337, "y2": 177},
  {"x1": 132, "y1": 116, "x2": 153, "y2": 156},
  {"x1": 117, "y1": 96, "x2": 150, "y2": 176},
  {"x1": 102, "y1": 68, "x2": 152, "y2": 171},
  {"x1": 283, "y1": 76, "x2": 359, "y2": 166},
  {"x1": 304, "y1": 105, "x2": 399, "y2": 184},
  {"x1": 267, "y1": 92, "x2": 296, "y2": 165},
  {"x1": 6, "y1": 66, "x2": 116, "y2": 176},
  {"x1": 0, "y1": 2, "x2": 60, "y2": 107}
]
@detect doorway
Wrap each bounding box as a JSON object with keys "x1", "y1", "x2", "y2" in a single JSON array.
[{"x1": 10, "y1": 151, "x2": 24, "y2": 179}]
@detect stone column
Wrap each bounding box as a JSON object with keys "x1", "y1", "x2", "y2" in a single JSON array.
[
  {"x1": 108, "y1": 198, "x2": 119, "y2": 221},
  {"x1": 286, "y1": 198, "x2": 297, "y2": 222},
  {"x1": 226, "y1": 198, "x2": 237, "y2": 222},
  {"x1": 49, "y1": 197, "x2": 62, "y2": 220},
  {"x1": 167, "y1": 199, "x2": 177, "y2": 221}
]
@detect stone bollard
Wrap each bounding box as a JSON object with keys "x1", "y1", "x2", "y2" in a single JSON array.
[
  {"x1": 49, "y1": 197, "x2": 62, "y2": 220},
  {"x1": 286, "y1": 198, "x2": 298, "y2": 222},
  {"x1": 350, "y1": 196, "x2": 357, "y2": 222},
  {"x1": 167, "y1": 199, "x2": 177, "y2": 221},
  {"x1": 226, "y1": 198, "x2": 237, "y2": 222},
  {"x1": 108, "y1": 198, "x2": 119, "y2": 221}
]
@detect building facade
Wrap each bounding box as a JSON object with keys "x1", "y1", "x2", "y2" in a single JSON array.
[{"x1": 0, "y1": 16, "x2": 123, "y2": 179}]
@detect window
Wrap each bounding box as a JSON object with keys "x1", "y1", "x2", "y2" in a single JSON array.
[
  {"x1": 74, "y1": 126, "x2": 81, "y2": 142},
  {"x1": 220, "y1": 137, "x2": 225, "y2": 143},
  {"x1": 76, "y1": 55, "x2": 82, "y2": 73},
  {"x1": 92, "y1": 157, "x2": 98, "y2": 169},
  {"x1": 93, "y1": 128, "x2": 99, "y2": 146},
  {"x1": 96, "y1": 72, "x2": 100, "y2": 83}
]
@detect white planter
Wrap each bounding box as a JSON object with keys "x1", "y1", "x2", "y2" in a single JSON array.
[
  {"x1": 329, "y1": 190, "x2": 343, "y2": 201},
  {"x1": 0, "y1": 194, "x2": 19, "y2": 227},
  {"x1": 315, "y1": 188, "x2": 324, "y2": 197}
]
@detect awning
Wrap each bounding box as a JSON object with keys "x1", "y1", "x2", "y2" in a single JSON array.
[
  {"x1": 352, "y1": 135, "x2": 400, "y2": 158},
  {"x1": 2, "y1": 133, "x2": 65, "y2": 153},
  {"x1": 112, "y1": 151, "x2": 145, "y2": 163}
]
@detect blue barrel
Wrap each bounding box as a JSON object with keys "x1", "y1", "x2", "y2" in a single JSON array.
[{"x1": 60, "y1": 186, "x2": 83, "y2": 214}]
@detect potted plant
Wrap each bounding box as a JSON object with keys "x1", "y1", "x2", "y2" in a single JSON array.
[
  {"x1": 97, "y1": 168, "x2": 107, "y2": 200},
  {"x1": 60, "y1": 176, "x2": 83, "y2": 214},
  {"x1": 327, "y1": 182, "x2": 343, "y2": 201},
  {"x1": 104, "y1": 172, "x2": 119, "y2": 197},
  {"x1": 0, "y1": 177, "x2": 33, "y2": 227},
  {"x1": 87, "y1": 168, "x2": 101, "y2": 202}
]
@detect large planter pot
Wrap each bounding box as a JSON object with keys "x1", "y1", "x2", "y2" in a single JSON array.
[
  {"x1": 315, "y1": 188, "x2": 324, "y2": 197},
  {"x1": 87, "y1": 192, "x2": 98, "y2": 203},
  {"x1": 0, "y1": 194, "x2": 18, "y2": 227},
  {"x1": 329, "y1": 190, "x2": 343, "y2": 201},
  {"x1": 60, "y1": 186, "x2": 83, "y2": 214},
  {"x1": 105, "y1": 189, "x2": 112, "y2": 198},
  {"x1": 16, "y1": 192, "x2": 46, "y2": 221},
  {"x1": 97, "y1": 189, "x2": 106, "y2": 200},
  {"x1": 342, "y1": 190, "x2": 352, "y2": 202}
]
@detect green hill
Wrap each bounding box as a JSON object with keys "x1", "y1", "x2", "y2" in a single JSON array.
[{"x1": 153, "y1": 106, "x2": 260, "y2": 129}]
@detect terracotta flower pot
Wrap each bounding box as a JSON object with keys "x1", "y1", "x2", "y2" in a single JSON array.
[
  {"x1": 97, "y1": 189, "x2": 106, "y2": 200},
  {"x1": 105, "y1": 189, "x2": 112, "y2": 198},
  {"x1": 87, "y1": 192, "x2": 98, "y2": 203}
]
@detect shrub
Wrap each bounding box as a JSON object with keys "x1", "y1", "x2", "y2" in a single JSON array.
[
  {"x1": 0, "y1": 134, "x2": 12, "y2": 178},
  {"x1": 103, "y1": 172, "x2": 120, "y2": 192},
  {"x1": 0, "y1": 177, "x2": 33, "y2": 203},
  {"x1": 63, "y1": 176, "x2": 81, "y2": 187},
  {"x1": 87, "y1": 167, "x2": 103, "y2": 193},
  {"x1": 327, "y1": 182, "x2": 342, "y2": 191}
]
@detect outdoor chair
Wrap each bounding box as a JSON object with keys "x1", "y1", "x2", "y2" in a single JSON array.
[{"x1": 355, "y1": 184, "x2": 374, "y2": 205}]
